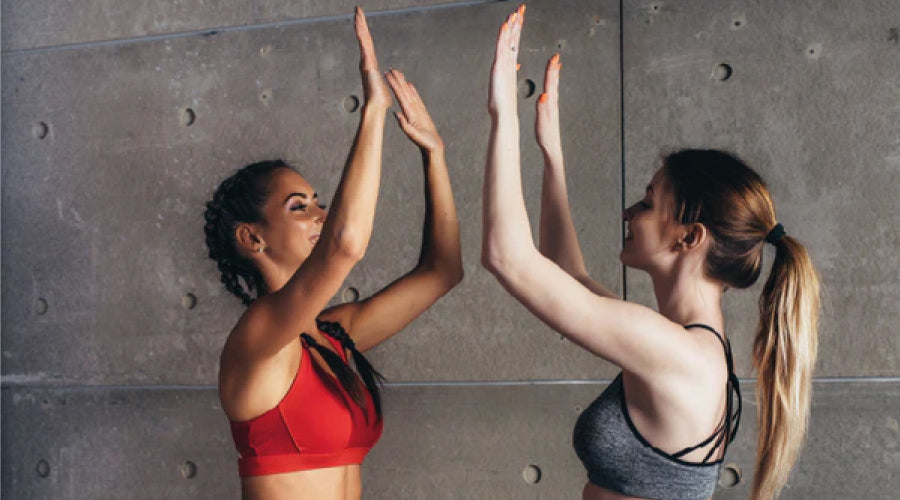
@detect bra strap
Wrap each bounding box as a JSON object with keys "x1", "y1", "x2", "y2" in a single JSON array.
[{"x1": 680, "y1": 323, "x2": 742, "y2": 462}]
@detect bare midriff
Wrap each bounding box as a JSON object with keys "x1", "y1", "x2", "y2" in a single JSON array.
[
  {"x1": 582, "y1": 482, "x2": 710, "y2": 500},
  {"x1": 241, "y1": 465, "x2": 362, "y2": 500}
]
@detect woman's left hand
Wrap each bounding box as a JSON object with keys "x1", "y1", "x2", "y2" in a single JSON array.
[{"x1": 385, "y1": 69, "x2": 444, "y2": 153}]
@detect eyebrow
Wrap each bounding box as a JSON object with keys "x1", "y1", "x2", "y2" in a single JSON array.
[{"x1": 282, "y1": 192, "x2": 318, "y2": 204}]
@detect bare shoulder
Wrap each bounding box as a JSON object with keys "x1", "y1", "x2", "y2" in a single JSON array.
[{"x1": 218, "y1": 302, "x2": 303, "y2": 422}]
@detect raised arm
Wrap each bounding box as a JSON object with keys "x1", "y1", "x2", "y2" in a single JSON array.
[
  {"x1": 236, "y1": 7, "x2": 392, "y2": 358},
  {"x1": 481, "y1": 6, "x2": 698, "y2": 379},
  {"x1": 535, "y1": 55, "x2": 616, "y2": 298},
  {"x1": 322, "y1": 69, "x2": 463, "y2": 352}
]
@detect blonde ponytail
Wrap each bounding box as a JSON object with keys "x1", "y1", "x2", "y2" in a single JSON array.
[{"x1": 751, "y1": 235, "x2": 820, "y2": 499}]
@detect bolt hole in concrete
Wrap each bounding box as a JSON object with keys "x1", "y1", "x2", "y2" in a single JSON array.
[
  {"x1": 522, "y1": 464, "x2": 542, "y2": 484},
  {"x1": 718, "y1": 463, "x2": 742, "y2": 487},
  {"x1": 518, "y1": 79, "x2": 536, "y2": 99},
  {"x1": 182, "y1": 293, "x2": 198, "y2": 310},
  {"x1": 260, "y1": 89, "x2": 272, "y2": 105},
  {"x1": 712, "y1": 63, "x2": 733, "y2": 81},
  {"x1": 33, "y1": 121, "x2": 49, "y2": 139},
  {"x1": 35, "y1": 298, "x2": 49, "y2": 315},
  {"x1": 36, "y1": 459, "x2": 50, "y2": 478},
  {"x1": 181, "y1": 461, "x2": 198, "y2": 479},
  {"x1": 181, "y1": 108, "x2": 196, "y2": 126},
  {"x1": 342, "y1": 287, "x2": 360, "y2": 302},
  {"x1": 557, "y1": 39, "x2": 567, "y2": 51},
  {"x1": 343, "y1": 95, "x2": 360, "y2": 113},
  {"x1": 650, "y1": 3, "x2": 661, "y2": 12},
  {"x1": 806, "y1": 43, "x2": 822, "y2": 59},
  {"x1": 592, "y1": 15, "x2": 603, "y2": 25}
]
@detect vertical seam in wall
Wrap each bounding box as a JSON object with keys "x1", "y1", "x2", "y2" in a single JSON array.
[{"x1": 619, "y1": 0, "x2": 627, "y2": 300}]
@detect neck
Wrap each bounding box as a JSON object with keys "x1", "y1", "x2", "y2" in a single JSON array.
[
  {"x1": 650, "y1": 267, "x2": 724, "y2": 331},
  {"x1": 258, "y1": 260, "x2": 299, "y2": 297}
]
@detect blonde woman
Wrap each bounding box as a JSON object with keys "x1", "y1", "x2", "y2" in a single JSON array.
[{"x1": 482, "y1": 5, "x2": 819, "y2": 500}]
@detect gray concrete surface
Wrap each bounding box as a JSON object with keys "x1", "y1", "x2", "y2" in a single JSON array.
[
  {"x1": 2, "y1": 0, "x2": 898, "y2": 498},
  {"x1": 3, "y1": 381, "x2": 898, "y2": 499}
]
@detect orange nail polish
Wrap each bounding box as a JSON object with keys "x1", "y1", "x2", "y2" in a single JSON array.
[
  {"x1": 516, "y1": 63, "x2": 522, "y2": 71},
  {"x1": 511, "y1": 12, "x2": 518, "y2": 23},
  {"x1": 520, "y1": 4, "x2": 527, "y2": 16},
  {"x1": 539, "y1": 93, "x2": 548, "y2": 103},
  {"x1": 558, "y1": 62, "x2": 562, "y2": 70}
]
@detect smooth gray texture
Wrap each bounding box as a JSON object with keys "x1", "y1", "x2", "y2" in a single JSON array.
[
  {"x1": 1, "y1": 0, "x2": 622, "y2": 385},
  {"x1": 3, "y1": 381, "x2": 898, "y2": 499},
  {"x1": 0, "y1": 0, "x2": 456, "y2": 51},
  {"x1": 622, "y1": 0, "x2": 900, "y2": 377}
]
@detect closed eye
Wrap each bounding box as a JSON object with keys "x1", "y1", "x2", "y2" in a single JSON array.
[{"x1": 290, "y1": 203, "x2": 308, "y2": 211}]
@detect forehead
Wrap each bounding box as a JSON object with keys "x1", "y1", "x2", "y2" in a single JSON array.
[
  {"x1": 267, "y1": 168, "x2": 314, "y2": 197},
  {"x1": 647, "y1": 168, "x2": 670, "y2": 195}
]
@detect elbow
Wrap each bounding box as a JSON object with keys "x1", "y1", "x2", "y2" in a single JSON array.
[
  {"x1": 447, "y1": 263, "x2": 464, "y2": 288},
  {"x1": 422, "y1": 257, "x2": 465, "y2": 293},
  {"x1": 480, "y1": 242, "x2": 511, "y2": 277},
  {"x1": 329, "y1": 227, "x2": 369, "y2": 262}
]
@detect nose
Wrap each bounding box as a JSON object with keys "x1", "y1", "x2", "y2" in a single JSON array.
[
  {"x1": 314, "y1": 206, "x2": 328, "y2": 224},
  {"x1": 623, "y1": 203, "x2": 634, "y2": 221}
]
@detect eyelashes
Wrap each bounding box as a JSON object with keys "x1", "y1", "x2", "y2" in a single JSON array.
[{"x1": 290, "y1": 203, "x2": 327, "y2": 211}]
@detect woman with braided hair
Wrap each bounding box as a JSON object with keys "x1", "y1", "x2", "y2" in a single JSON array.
[
  {"x1": 203, "y1": 8, "x2": 462, "y2": 499},
  {"x1": 482, "y1": 6, "x2": 819, "y2": 500}
]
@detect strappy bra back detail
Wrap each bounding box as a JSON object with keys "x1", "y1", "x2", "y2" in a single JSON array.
[
  {"x1": 572, "y1": 324, "x2": 742, "y2": 500},
  {"x1": 229, "y1": 324, "x2": 383, "y2": 477}
]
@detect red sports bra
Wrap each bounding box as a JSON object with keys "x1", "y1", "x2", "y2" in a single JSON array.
[{"x1": 229, "y1": 333, "x2": 383, "y2": 477}]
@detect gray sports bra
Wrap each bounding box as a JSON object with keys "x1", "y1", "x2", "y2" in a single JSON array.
[{"x1": 572, "y1": 324, "x2": 741, "y2": 500}]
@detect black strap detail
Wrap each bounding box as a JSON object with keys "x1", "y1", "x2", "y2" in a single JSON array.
[{"x1": 676, "y1": 324, "x2": 742, "y2": 463}]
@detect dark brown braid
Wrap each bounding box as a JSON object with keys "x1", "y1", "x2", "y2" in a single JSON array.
[{"x1": 203, "y1": 160, "x2": 293, "y2": 305}]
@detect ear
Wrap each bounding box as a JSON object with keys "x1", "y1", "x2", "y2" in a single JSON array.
[
  {"x1": 234, "y1": 223, "x2": 265, "y2": 256},
  {"x1": 679, "y1": 223, "x2": 708, "y2": 251}
]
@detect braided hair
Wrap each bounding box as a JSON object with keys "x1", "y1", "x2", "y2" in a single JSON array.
[
  {"x1": 302, "y1": 319, "x2": 385, "y2": 419},
  {"x1": 204, "y1": 160, "x2": 293, "y2": 306},
  {"x1": 204, "y1": 161, "x2": 385, "y2": 417}
]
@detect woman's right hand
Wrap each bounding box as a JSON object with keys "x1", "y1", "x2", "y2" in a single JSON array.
[
  {"x1": 355, "y1": 7, "x2": 391, "y2": 110},
  {"x1": 488, "y1": 5, "x2": 525, "y2": 116}
]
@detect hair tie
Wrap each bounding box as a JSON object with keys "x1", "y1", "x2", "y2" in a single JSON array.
[{"x1": 764, "y1": 223, "x2": 786, "y2": 245}]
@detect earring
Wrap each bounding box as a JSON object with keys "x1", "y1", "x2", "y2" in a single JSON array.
[{"x1": 256, "y1": 247, "x2": 264, "y2": 253}]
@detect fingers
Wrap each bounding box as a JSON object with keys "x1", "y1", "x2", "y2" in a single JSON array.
[
  {"x1": 385, "y1": 69, "x2": 416, "y2": 118},
  {"x1": 496, "y1": 4, "x2": 525, "y2": 58},
  {"x1": 356, "y1": 6, "x2": 378, "y2": 71},
  {"x1": 509, "y1": 4, "x2": 525, "y2": 50},
  {"x1": 539, "y1": 53, "x2": 561, "y2": 104}
]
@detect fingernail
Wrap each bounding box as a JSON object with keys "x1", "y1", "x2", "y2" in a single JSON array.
[
  {"x1": 516, "y1": 63, "x2": 522, "y2": 71},
  {"x1": 520, "y1": 4, "x2": 526, "y2": 16},
  {"x1": 511, "y1": 13, "x2": 518, "y2": 23},
  {"x1": 558, "y1": 62, "x2": 562, "y2": 70},
  {"x1": 539, "y1": 93, "x2": 548, "y2": 103}
]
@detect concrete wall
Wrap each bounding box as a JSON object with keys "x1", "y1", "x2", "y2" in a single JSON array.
[{"x1": 2, "y1": 1, "x2": 898, "y2": 498}]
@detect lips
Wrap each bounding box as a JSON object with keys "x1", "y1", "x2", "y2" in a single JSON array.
[{"x1": 310, "y1": 234, "x2": 321, "y2": 244}]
